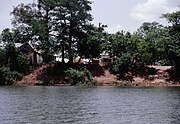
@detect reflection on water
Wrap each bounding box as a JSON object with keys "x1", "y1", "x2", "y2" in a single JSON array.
[{"x1": 0, "y1": 86, "x2": 180, "y2": 124}]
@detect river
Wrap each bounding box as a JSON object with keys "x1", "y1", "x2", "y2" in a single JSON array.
[{"x1": 0, "y1": 86, "x2": 180, "y2": 124}]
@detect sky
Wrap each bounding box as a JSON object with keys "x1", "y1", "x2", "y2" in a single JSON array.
[{"x1": 0, "y1": 0, "x2": 179, "y2": 33}]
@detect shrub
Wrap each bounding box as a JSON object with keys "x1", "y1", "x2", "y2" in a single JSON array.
[
  {"x1": 65, "y1": 67, "x2": 96, "y2": 86},
  {"x1": 110, "y1": 53, "x2": 133, "y2": 77},
  {"x1": 0, "y1": 49, "x2": 5, "y2": 67},
  {"x1": 0, "y1": 67, "x2": 22, "y2": 85},
  {"x1": 16, "y1": 52, "x2": 30, "y2": 74},
  {"x1": 5, "y1": 43, "x2": 30, "y2": 74}
]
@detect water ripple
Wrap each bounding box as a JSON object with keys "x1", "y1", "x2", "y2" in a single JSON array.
[{"x1": 0, "y1": 86, "x2": 180, "y2": 124}]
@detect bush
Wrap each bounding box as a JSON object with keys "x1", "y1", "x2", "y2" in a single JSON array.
[
  {"x1": 45, "y1": 62, "x2": 68, "y2": 76},
  {"x1": 110, "y1": 53, "x2": 133, "y2": 77},
  {"x1": 16, "y1": 52, "x2": 30, "y2": 74},
  {"x1": 5, "y1": 43, "x2": 30, "y2": 74},
  {"x1": 65, "y1": 68, "x2": 96, "y2": 86},
  {"x1": 0, "y1": 43, "x2": 29, "y2": 85},
  {"x1": 0, "y1": 49, "x2": 5, "y2": 67},
  {"x1": 0, "y1": 67, "x2": 22, "y2": 85}
]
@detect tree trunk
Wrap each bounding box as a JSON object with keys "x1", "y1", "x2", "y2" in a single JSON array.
[
  {"x1": 44, "y1": 9, "x2": 49, "y2": 63},
  {"x1": 68, "y1": 21, "x2": 73, "y2": 65},
  {"x1": 61, "y1": 42, "x2": 65, "y2": 63},
  {"x1": 69, "y1": 34, "x2": 73, "y2": 64}
]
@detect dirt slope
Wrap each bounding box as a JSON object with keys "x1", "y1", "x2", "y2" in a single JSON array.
[
  {"x1": 16, "y1": 64, "x2": 50, "y2": 86},
  {"x1": 95, "y1": 66, "x2": 180, "y2": 86},
  {"x1": 17, "y1": 65, "x2": 180, "y2": 86}
]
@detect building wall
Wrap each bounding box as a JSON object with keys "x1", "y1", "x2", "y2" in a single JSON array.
[
  {"x1": 37, "y1": 53, "x2": 43, "y2": 65},
  {"x1": 28, "y1": 52, "x2": 43, "y2": 65}
]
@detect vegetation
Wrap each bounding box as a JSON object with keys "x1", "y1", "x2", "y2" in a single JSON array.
[
  {"x1": 11, "y1": 0, "x2": 93, "y2": 64},
  {"x1": 0, "y1": 48, "x2": 28, "y2": 85},
  {"x1": 4, "y1": 43, "x2": 30, "y2": 74},
  {"x1": 0, "y1": 67, "x2": 22, "y2": 85},
  {"x1": 0, "y1": 29, "x2": 30, "y2": 85},
  {"x1": 65, "y1": 68, "x2": 96, "y2": 86},
  {"x1": 162, "y1": 11, "x2": 180, "y2": 68},
  {"x1": 0, "y1": 0, "x2": 179, "y2": 85}
]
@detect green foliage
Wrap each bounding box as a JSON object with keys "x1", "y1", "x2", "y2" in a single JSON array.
[
  {"x1": 0, "y1": 67, "x2": 22, "y2": 85},
  {"x1": 11, "y1": 0, "x2": 93, "y2": 64},
  {"x1": 1, "y1": 28, "x2": 13, "y2": 43},
  {"x1": 110, "y1": 53, "x2": 133, "y2": 77},
  {"x1": 65, "y1": 68, "x2": 96, "y2": 86},
  {"x1": 107, "y1": 22, "x2": 168, "y2": 76},
  {"x1": 0, "y1": 49, "x2": 5, "y2": 67},
  {"x1": 136, "y1": 40, "x2": 154, "y2": 65},
  {"x1": 162, "y1": 11, "x2": 180, "y2": 25},
  {"x1": 4, "y1": 43, "x2": 30, "y2": 74},
  {"x1": 0, "y1": 43, "x2": 30, "y2": 85},
  {"x1": 78, "y1": 25, "x2": 104, "y2": 59},
  {"x1": 162, "y1": 11, "x2": 180, "y2": 68},
  {"x1": 104, "y1": 31, "x2": 131, "y2": 57},
  {"x1": 136, "y1": 21, "x2": 165, "y2": 65},
  {"x1": 16, "y1": 52, "x2": 31, "y2": 74}
]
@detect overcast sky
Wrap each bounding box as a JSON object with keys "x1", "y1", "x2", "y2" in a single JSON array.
[{"x1": 0, "y1": 0, "x2": 179, "y2": 33}]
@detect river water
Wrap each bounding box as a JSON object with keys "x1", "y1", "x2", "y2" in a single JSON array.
[{"x1": 0, "y1": 86, "x2": 180, "y2": 124}]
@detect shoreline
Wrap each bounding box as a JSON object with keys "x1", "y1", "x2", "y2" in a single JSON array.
[
  {"x1": 14, "y1": 83, "x2": 180, "y2": 87},
  {"x1": 16, "y1": 77, "x2": 180, "y2": 87},
  {"x1": 16, "y1": 65, "x2": 180, "y2": 87}
]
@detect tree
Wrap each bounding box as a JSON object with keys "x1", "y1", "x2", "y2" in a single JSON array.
[
  {"x1": 1, "y1": 28, "x2": 26, "y2": 44},
  {"x1": 104, "y1": 31, "x2": 137, "y2": 76},
  {"x1": 36, "y1": 0, "x2": 58, "y2": 62},
  {"x1": 11, "y1": 2, "x2": 55, "y2": 63},
  {"x1": 11, "y1": 0, "x2": 93, "y2": 64},
  {"x1": 162, "y1": 11, "x2": 180, "y2": 68},
  {"x1": 136, "y1": 22, "x2": 165, "y2": 65},
  {"x1": 0, "y1": 28, "x2": 30, "y2": 85},
  {"x1": 110, "y1": 52, "x2": 133, "y2": 77},
  {"x1": 4, "y1": 43, "x2": 30, "y2": 74},
  {"x1": 56, "y1": 0, "x2": 93, "y2": 64},
  {"x1": 107, "y1": 24, "x2": 168, "y2": 76},
  {"x1": 1, "y1": 28, "x2": 13, "y2": 43},
  {"x1": 77, "y1": 25, "x2": 106, "y2": 59},
  {"x1": 0, "y1": 49, "x2": 5, "y2": 67},
  {"x1": 103, "y1": 31, "x2": 133, "y2": 58},
  {"x1": 50, "y1": 0, "x2": 93, "y2": 64},
  {"x1": 11, "y1": 3, "x2": 38, "y2": 43}
]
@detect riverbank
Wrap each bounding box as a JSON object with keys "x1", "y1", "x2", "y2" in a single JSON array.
[
  {"x1": 95, "y1": 66, "x2": 180, "y2": 87},
  {"x1": 16, "y1": 64, "x2": 180, "y2": 87}
]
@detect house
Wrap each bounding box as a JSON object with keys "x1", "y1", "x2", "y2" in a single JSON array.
[
  {"x1": 17, "y1": 43, "x2": 43, "y2": 65},
  {"x1": 0, "y1": 42, "x2": 43, "y2": 65}
]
